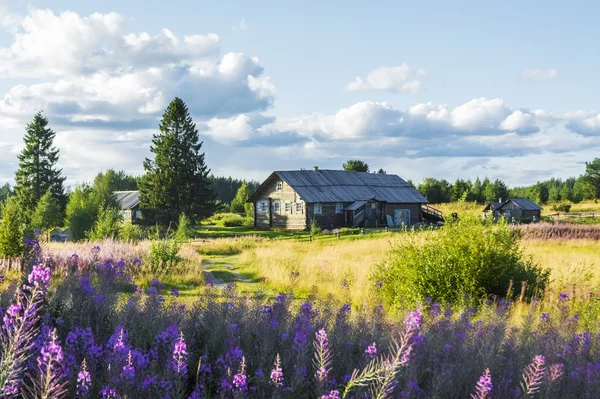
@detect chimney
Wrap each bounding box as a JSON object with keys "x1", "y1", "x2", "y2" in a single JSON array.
[{"x1": 313, "y1": 166, "x2": 319, "y2": 171}]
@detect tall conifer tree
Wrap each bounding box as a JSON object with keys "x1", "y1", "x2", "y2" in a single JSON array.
[
  {"x1": 14, "y1": 112, "x2": 66, "y2": 217},
  {"x1": 140, "y1": 97, "x2": 216, "y2": 225}
]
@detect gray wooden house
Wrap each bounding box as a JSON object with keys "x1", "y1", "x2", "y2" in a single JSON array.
[
  {"x1": 483, "y1": 198, "x2": 542, "y2": 221},
  {"x1": 248, "y1": 167, "x2": 439, "y2": 230},
  {"x1": 114, "y1": 191, "x2": 141, "y2": 223}
]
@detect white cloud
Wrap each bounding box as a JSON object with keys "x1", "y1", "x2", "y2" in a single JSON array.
[
  {"x1": 345, "y1": 64, "x2": 425, "y2": 93},
  {"x1": 523, "y1": 68, "x2": 558, "y2": 80},
  {"x1": 205, "y1": 114, "x2": 254, "y2": 142}
]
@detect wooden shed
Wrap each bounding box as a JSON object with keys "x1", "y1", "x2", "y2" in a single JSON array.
[
  {"x1": 247, "y1": 167, "x2": 437, "y2": 230},
  {"x1": 496, "y1": 198, "x2": 542, "y2": 221}
]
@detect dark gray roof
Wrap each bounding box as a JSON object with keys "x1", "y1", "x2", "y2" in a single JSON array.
[
  {"x1": 114, "y1": 191, "x2": 140, "y2": 210},
  {"x1": 343, "y1": 200, "x2": 369, "y2": 211},
  {"x1": 499, "y1": 198, "x2": 542, "y2": 211},
  {"x1": 483, "y1": 202, "x2": 503, "y2": 212},
  {"x1": 260, "y1": 169, "x2": 427, "y2": 203}
]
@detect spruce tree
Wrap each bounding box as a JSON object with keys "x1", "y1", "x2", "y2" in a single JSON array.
[
  {"x1": 14, "y1": 112, "x2": 66, "y2": 217},
  {"x1": 31, "y1": 189, "x2": 63, "y2": 234},
  {"x1": 0, "y1": 197, "x2": 25, "y2": 257},
  {"x1": 140, "y1": 97, "x2": 216, "y2": 225}
]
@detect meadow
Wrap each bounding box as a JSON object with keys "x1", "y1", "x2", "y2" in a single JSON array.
[{"x1": 1, "y1": 215, "x2": 600, "y2": 398}]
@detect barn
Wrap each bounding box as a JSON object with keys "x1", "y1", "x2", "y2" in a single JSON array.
[
  {"x1": 247, "y1": 167, "x2": 440, "y2": 230},
  {"x1": 114, "y1": 191, "x2": 142, "y2": 224}
]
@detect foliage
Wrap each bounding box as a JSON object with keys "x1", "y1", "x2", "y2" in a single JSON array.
[
  {"x1": 149, "y1": 239, "x2": 182, "y2": 274},
  {"x1": 119, "y1": 221, "x2": 144, "y2": 243},
  {"x1": 229, "y1": 181, "x2": 254, "y2": 216},
  {"x1": 210, "y1": 175, "x2": 259, "y2": 206},
  {"x1": 374, "y1": 216, "x2": 550, "y2": 305},
  {"x1": 221, "y1": 215, "x2": 253, "y2": 227},
  {"x1": 583, "y1": 157, "x2": 600, "y2": 199},
  {"x1": 309, "y1": 218, "x2": 322, "y2": 236},
  {"x1": 64, "y1": 186, "x2": 98, "y2": 241},
  {"x1": 14, "y1": 112, "x2": 66, "y2": 217},
  {"x1": 0, "y1": 241, "x2": 598, "y2": 398},
  {"x1": 174, "y1": 213, "x2": 193, "y2": 242},
  {"x1": 0, "y1": 196, "x2": 25, "y2": 257},
  {"x1": 343, "y1": 159, "x2": 370, "y2": 172},
  {"x1": 91, "y1": 169, "x2": 137, "y2": 210},
  {"x1": 551, "y1": 202, "x2": 572, "y2": 213},
  {"x1": 87, "y1": 207, "x2": 123, "y2": 241},
  {"x1": 139, "y1": 97, "x2": 216, "y2": 226},
  {"x1": 0, "y1": 183, "x2": 12, "y2": 218},
  {"x1": 31, "y1": 189, "x2": 63, "y2": 234},
  {"x1": 417, "y1": 177, "x2": 452, "y2": 203},
  {"x1": 484, "y1": 179, "x2": 509, "y2": 202}
]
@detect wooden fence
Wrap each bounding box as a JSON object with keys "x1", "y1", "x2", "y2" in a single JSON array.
[{"x1": 546, "y1": 212, "x2": 598, "y2": 220}]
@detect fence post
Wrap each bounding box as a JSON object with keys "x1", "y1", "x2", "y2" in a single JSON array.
[
  {"x1": 337, "y1": 232, "x2": 341, "y2": 239},
  {"x1": 309, "y1": 235, "x2": 313, "y2": 243}
]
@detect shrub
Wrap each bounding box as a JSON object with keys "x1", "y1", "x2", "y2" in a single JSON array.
[
  {"x1": 87, "y1": 207, "x2": 123, "y2": 241},
  {"x1": 149, "y1": 239, "x2": 182, "y2": 274},
  {"x1": 0, "y1": 197, "x2": 25, "y2": 257},
  {"x1": 175, "y1": 213, "x2": 193, "y2": 242},
  {"x1": 221, "y1": 215, "x2": 253, "y2": 227},
  {"x1": 309, "y1": 218, "x2": 321, "y2": 235},
  {"x1": 119, "y1": 221, "x2": 144, "y2": 243},
  {"x1": 552, "y1": 202, "x2": 572, "y2": 213},
  {"x1": 374, "y1": 216, "x2": 550, "y2": 306},
  {"x1": 338, "y1": 227, "x2": 360, "y2": 236}
]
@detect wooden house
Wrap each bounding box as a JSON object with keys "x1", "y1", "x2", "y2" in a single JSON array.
[
  {"x1": 114, "y1": 191, "x2": 141, "y2": 223},
  {"x1": 483, "y1": 198, "x2": 542, "y2": 221},
  {"x1": 248, "y1": 167, "x2": 439, "y2": 230}
]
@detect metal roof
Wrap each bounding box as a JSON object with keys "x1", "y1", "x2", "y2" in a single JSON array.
[
  {"x1": 498, "y1": 198, "x2": 542, "y2": 211},
  {"x1": 256, "y1": 169, "x2": 427, "y2": 204},
  {"x1": 482, "y1": 202, "x2": 503, "y2": 212},
  {"x1": 113, "y1": 191, "x2": 140, "y2": 210}
]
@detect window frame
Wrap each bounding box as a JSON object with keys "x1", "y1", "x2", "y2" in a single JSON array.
[
  {"x1": 314, "y1": 203, "x2": 323, "y2": 215},
  {"x1": 295, "y1": 201, "x2": 303, "y2": 214},
  {"x1": 275, "y1": 181, "x2": 283, "y2": 192},
  {"x1": 335, "y1": 203, "x2": 343, "y2": 214},
  {"x1": 273, "y1": 200, "x2": 280, "y2": 214},
  {"x1": 284, "y1": 200, "x2": 292, "y2": 214},
  {"x1": 257, "y1": 200, "x2": 269, "y2": 213}
]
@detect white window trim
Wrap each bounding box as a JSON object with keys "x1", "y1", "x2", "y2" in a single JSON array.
[
  {"x1": 257, "y1": 200, "x2": 269, "y2": 213},
  {"x1": 284, "y1": 200, "x2": 292, "y2": 214},
  {"x1": 273, "y1": 200, "x2": 280, "y2": 214},
  {"x1": 276, "y1": 181, "x2": 283, "y2": 192},
  {"x1": 296, "y1": 201, "x2": 303, "y2": 214},
  {"x1": 314, "y1": 203, "x2": 323, "y2": 215}
]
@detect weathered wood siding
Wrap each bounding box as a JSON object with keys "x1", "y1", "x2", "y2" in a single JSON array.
[
  {"x1": 307, "y1": 202, "x2": 349, "y2": 229},
  {"x1": 383, "y1": 203, "x2": 423, "y2": 225},
  {"x1": 253, "y1": 176, "x2": 307, "y2": 230}
]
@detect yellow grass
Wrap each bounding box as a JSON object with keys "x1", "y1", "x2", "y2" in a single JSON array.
[
  {"x1": 233, "y1": 233, "x2": 600, "y2": 305},
  {"x1": 235, "y1": 236, "x2": 394, "y2": 304}
]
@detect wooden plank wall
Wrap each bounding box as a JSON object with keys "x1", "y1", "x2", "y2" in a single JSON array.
[{"x1": 253, "y1": 176, "x2": 307, "y2": 230}]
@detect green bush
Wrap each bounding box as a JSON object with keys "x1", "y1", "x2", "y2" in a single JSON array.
[
  {"x1": 552, "y1": 202, "x2": 572, "y2": 213},
  {"x1": 175, "y1": 213, "x2": 193, "y2": 242},
  {"x1": 149, "y1": 239, "x2": 182, "y2": 274},
  {"x1": 87, "y1": 207, "x2": 123, "y2": 241},
  {"x1": 338, "y1": 227, "x2": 360, "y2": 236},
  {"x1": 119, "y1": 221, "x2": 144, "y2": 243},
  {"x1": 221, "y1": 215, "x2": 253, "y2": 227},
  {"x1": 309, "y1": 218, "x2": 321, "y2": 235},
  {"x1": 373, "y1": 216, "x2": 550, "y2": 306},
  {"x1": 0, "y1": 197, "x2": 25, "y2": 257}
]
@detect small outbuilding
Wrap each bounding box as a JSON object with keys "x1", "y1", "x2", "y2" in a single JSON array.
[
  {"x1": 114, "y1": 191, "x2": 141, "y2": 223},
  {"x1": 483, "y1": 198, "x2": 542, "y2": 222}
]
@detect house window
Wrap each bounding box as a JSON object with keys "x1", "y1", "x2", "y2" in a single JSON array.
[
  {"x1": 276, "y1": 181, "x2": 283, "y2": 192},
  {"x1": 273, "y1": 200, "x2": 280, "y2": 214},
  {"x1": 257, "y1": 200, "x2": 268, "y2": 213},
  {"x1": 296, "y1": 202, "x2": 303, "y2": 214},
  {"x1": 284, "y1": 201, "x2": 292, "y2": 214},
  {"x1": 314, "y1": 203, "x2": 323, "y2": 215},
  {"x1": 336, "y1": 203, "x2": 343, "y2": 214}
]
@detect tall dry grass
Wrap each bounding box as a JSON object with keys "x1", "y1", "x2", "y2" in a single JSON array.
[{"x1": 235, "y1": 236, "x2": 396, "y2": 304}]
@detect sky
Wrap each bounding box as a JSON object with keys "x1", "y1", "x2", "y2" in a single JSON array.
[{"x1": 1, "y1": 0, "x2": 600, "y2": 188}]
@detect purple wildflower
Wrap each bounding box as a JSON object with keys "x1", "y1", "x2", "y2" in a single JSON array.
[
  {"x1": 540, "y1": 313, "x2": 551, "y2": 322},
  {"x1": 100, "y1": 385, "x2": 120, "y2": 399},
  {"x1": 470, "y1": 368, "x2": 492, "y2": 399},
  {"x1": 521, "y1": 355, "x2": 545, "y2": 396},
  {"x1": 232, "y1": 357, "x2": 247, "y2": 391},
  {"x1": 35, "y1": 328, "x2": 68, "y2": 398},
  {"x1": 121, "y1": 351, "x2": 135, "y2": 380},
  {"x1": 76, "y1": 359, "x2": 91, "y2": 397},
  {"x1": 170, "y1": 288, "x2": 179, "y2": 297},
  {"x1": 172, "y1": 332, "x2": 188, "y2": 376},
  {"x1": 270, "y1": 354, "x2": 284, "y2": 387},
  {"x1": 320, "y1": 390, "x2": 340, "y2": 399},
  {"x1": 28, "y1": 264, "x2": 51, "y2": 289},
  {"x1": 559, "y1": 293, "x2": 570, "y2": 301},
  {"x1": 365, "y1": 342, "x2": 377, "y2": 358},
  {"x1": 549, "y1": 363, "x2": 564, "y2": 382}
]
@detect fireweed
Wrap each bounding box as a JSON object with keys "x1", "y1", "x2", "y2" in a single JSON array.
[{"x1": 0, "y1": 241, "x2": 597, "y2": 398}]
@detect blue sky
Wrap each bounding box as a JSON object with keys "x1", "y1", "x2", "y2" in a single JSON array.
[{"x1": 1, "y1": 0, "x2": 599, "y2": 187}]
